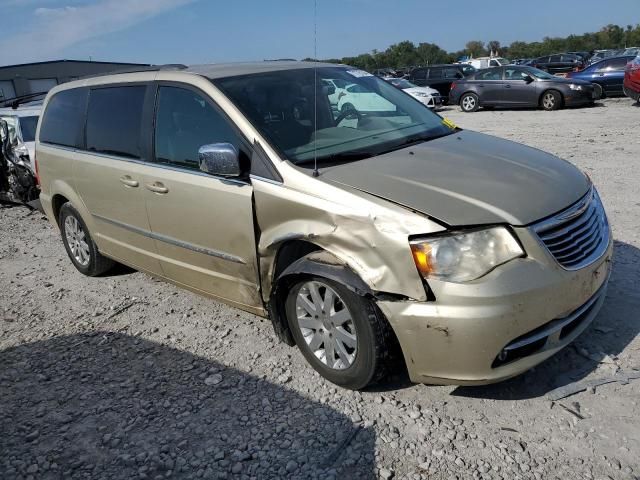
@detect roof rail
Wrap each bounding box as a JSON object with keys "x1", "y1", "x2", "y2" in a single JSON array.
[{"x1": 78, "y1": 64, "x2": 189, "y2": 80}]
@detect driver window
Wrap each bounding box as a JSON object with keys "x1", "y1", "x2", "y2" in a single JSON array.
[
  {"x1": 154, "y1": 86, "x2": 241, "y2": 171},
  {"x1": 477, "y1": 69, "x2": 502, "y2": 80},
  {"x1": 505, "y1": 68, "x2": 528, "y2": 80}
]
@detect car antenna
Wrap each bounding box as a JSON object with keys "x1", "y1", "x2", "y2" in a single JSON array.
[{"x1": 312, "y1": 0, "x2": 320, "y2": 177}]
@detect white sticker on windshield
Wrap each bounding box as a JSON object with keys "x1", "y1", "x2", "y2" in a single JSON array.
[{"x1": 346, "y1": 69, "x2": 373, "y2": 78}]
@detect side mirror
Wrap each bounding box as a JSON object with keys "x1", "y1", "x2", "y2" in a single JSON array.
[
  {"x1": 523, "y1": 75, "x2": 534, "y2": 84},
  {"x1": 198, "y1": 143, "x2": 240, "y2": 177}
]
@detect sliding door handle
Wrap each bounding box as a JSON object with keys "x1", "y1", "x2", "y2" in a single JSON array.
[{"x1": 145, "y1": 182, "x2": 169, "y2": 194}]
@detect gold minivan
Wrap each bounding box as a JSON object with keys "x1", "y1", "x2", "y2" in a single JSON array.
[{"x1": 36, "y1": 62, "x2": 612, "y2": 389}]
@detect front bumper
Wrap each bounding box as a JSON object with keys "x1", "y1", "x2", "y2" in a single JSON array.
[
  {"x1": 377, "y1": 228, "x2": 613, "y2": 385},
  {"x1": 416, "y1": 95, "x2": 442, "y2": 109},
  {"x1": 564, "y1": 87, "x2": 598, "y2": 105}
]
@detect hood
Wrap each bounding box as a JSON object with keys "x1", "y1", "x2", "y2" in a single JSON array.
[
  {"x1": 405, "y1": 86, "x2": 439, "y2": 96},
  {"x1": 321, "y1": 130, "x2": 590, "y2": 226},
  {"x1": 542, "y1": 76, "x2": 592, "y2": 86}
]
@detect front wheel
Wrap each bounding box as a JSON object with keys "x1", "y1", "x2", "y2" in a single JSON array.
[
  {"x1": 285, "y1": 277, "x2": 392, "y2": 389},
  {"x1": 540, "y1": 90, "x2": 562, "y2": 111},
  {"x1": 460, "y1": 93, "x2": 479, "y2": 112}
]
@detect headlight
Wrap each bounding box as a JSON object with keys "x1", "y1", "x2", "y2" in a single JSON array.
[
  {"x1": 569, "y1": 84, "x2": 583, "y2": 91},
  {"x1": 410, "y1": 227, "x2": 524, "y2": 283}
]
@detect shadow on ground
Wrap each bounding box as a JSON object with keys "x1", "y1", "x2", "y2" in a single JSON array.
[
  {"x1": 0, "y1": 333, "x2": 376, "y2": 479},
  {"x1": 452, "y1": 240, "x2": 640, "y2": 400}
]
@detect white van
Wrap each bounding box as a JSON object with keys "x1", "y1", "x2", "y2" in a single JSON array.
[{"x1": 464, "y1": 57, "x2": 510, "y2": 69}]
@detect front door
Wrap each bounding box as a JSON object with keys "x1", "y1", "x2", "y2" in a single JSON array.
[
  {"x1": 143, "y1": 84, "x2": 262, "y2": 312},
  {"x1": 593, "y1": 57, "x2": 629, "y2": 95},
  {"x1": 501, "y1": 68, "x2": 538, "y2": 105},
  {"x1": 73, "y1": 84, "x2": 163, "y2": 275}
]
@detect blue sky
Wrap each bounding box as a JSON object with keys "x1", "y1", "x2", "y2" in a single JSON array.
[{"x1": 1, "y1": 0, "x2": 638, "y2": 66}]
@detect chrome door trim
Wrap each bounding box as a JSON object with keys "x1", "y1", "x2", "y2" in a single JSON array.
[{"x1": 93, "y1": 214, "x2": 247, "y2": 265}]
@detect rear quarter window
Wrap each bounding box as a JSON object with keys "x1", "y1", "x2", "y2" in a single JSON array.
[
  {"x1": 86, "y1": 85, "x2": 146, "y2": 159},
  {"x1": 39, "y1": 88, "x2": 88, "y2": 148}
]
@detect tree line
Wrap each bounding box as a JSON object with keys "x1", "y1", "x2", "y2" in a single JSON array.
[{"x1": 308, "y1": 24, "x2": 640, "y2": 70}]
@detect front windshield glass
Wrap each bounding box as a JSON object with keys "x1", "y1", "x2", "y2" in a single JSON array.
[
  {"x1": 524, "y1": 67, "x2": 556, "y2": 80},
  {"x1": 214, "y1": 67, "x2": 455, "y2": 165},
  {"x1": 496, "y1": 58, "x2": 509, "y2": 66}
]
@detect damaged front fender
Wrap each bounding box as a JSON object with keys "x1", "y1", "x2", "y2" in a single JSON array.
[{"x1": 252, "y1": 162, "x2": 446, "y2": 304}]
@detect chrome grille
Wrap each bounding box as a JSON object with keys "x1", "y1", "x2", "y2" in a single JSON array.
[{"x1": 533, "y1": 188, "x2": 609, "y2": 270}]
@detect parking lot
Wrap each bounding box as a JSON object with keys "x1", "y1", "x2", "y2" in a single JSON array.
[{"x1": 1, "y1": 98, "x2": 639, "y2": 479}]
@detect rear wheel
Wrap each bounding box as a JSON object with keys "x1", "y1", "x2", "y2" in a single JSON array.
[
  {"x1": 59, "y1": 203, "x2": 114, "y2": 276},
  {"x1": 460, "y1": 93, "x2": 479, "y2": 112},
  {"x1": 285, "y1": 277, "x2": 392, "y2": 389},
  {"x1": 540, "y1": 90, "x2": 562, "y2": 110}
]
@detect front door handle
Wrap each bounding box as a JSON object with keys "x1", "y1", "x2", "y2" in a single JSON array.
[
  {"x1": 145, "y1": 182, "x2": 169, "y2": 194},
  {"x1": 119, "y1": 175, "x2": 139, "y2": 188},
  {"x1": 505, "y1": 84, "x2": 512, "y2": 88}
]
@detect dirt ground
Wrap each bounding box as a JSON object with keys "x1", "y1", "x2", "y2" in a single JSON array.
[{"x1": 1, "y1": 98, "x2": 639, "y2": 480}]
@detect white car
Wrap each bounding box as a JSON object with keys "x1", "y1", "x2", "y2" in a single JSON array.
[
  {"x1": 322, "y1": 78, "x2": 350, "y2": 105},
  {"x1": 386, "y1": 78, "x2": 442, "y2": 109},
  {"x1": 337, "y1": 83, "x2": 396, "y2": 113},
  {"x1": 0, "y1": 102, "x2": 42, "y2": 175}
]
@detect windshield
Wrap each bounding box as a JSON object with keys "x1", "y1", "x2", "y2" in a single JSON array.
[
  {"x1": 523, "y1": 67, "x2": 557, "y2": 80},
  {"x1": 18, "y1": 115, "x2": 38, "y2": 142},
  {"x1": 214, "y1": 67, "x2": 455, "y2": 165},
  {"x1": 390, "y1": 79, "x2": 416, "y2": 89}
]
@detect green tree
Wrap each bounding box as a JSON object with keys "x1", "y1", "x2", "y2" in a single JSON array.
[
  {"x1": 465, "y1": 40, "x2": 486, "y2": 57},
  {"x1": 416, "y1": 42, "x2": 449, "y2": 65},
  {"x1": 487, "y1": 40, "x2": 501, "y2": 56}
]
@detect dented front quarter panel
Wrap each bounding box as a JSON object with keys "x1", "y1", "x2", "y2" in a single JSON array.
[{"x1": 252, "y1": 160, "x2": 445, "y2": 303}]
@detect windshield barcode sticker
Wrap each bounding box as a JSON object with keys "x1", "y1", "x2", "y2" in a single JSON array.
[{"x1": 346, "y1": 69, "x2": 373, "y2": 78}]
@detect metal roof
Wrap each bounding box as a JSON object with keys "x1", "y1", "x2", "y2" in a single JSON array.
[
  {"x1": 0, "y1": 59, "x2": 150, "y2": 71},
  {"x1": 185, "y1": 61, "x2": 345, "y2": 79}
]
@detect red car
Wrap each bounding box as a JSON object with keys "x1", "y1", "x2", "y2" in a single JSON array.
[{"x1": 623, "y1": 55, "x2": 640, "y2": 101}]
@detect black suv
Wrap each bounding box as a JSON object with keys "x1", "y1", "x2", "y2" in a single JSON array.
[
  {"x1": 406, "y1": 64, "x2": 476, "y2": 101},
  {"x1": 530, "y1": 54, "x2": 585, "y2": 75}
]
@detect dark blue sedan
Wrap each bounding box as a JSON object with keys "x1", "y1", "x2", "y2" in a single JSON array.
[{"x1": 566, "y1": 55, "x2": 636, "y2": 97}]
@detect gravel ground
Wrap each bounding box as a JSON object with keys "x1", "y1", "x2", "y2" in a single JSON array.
[{"x1": 1, "y1": 98, "x2": 639, "y2": 480}]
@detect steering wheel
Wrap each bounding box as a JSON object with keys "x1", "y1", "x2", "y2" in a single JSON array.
[{"x1": 335, "y1": 107, "x2": 362, "y2": 125}]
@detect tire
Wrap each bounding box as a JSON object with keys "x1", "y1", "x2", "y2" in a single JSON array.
[
  {"x1": 285, "y1": 277, "x2": 393, "y2": 389},
  {"x1": 59, "y1": 202, "x2": 114, "y2": 276},
  {"x1": 540, "y1": 90, "x2": 562, "y2": 111},
  {"x1": 460, "y1": 93, "x2": 479, "y2": 112}
]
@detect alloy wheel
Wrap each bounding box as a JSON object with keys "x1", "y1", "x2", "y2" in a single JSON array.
[
  {"x1": 543, "y1": 93, "x2": 555, "y2": 109},
  {"x1": 64, "y1": 216, "x2": 90, "y2": 266},
  {"x1": 462, "y1": 95, "x2": 476, "y2": 111},
  {"x1": 295, "y1": 281, "x2": 357, "y2": 370}
]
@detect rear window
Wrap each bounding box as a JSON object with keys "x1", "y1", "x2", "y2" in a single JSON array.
[
  {"x1": 86, "y1": 86, "x2": 146, "y2": 159},
  {"x1": 39, "y1": 88, "x2": 87, "y2": 148}
]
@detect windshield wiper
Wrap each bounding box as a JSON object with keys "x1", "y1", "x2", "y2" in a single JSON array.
[{"x1": 295, "y1": 150, "x2": 374, "y2": 166}]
